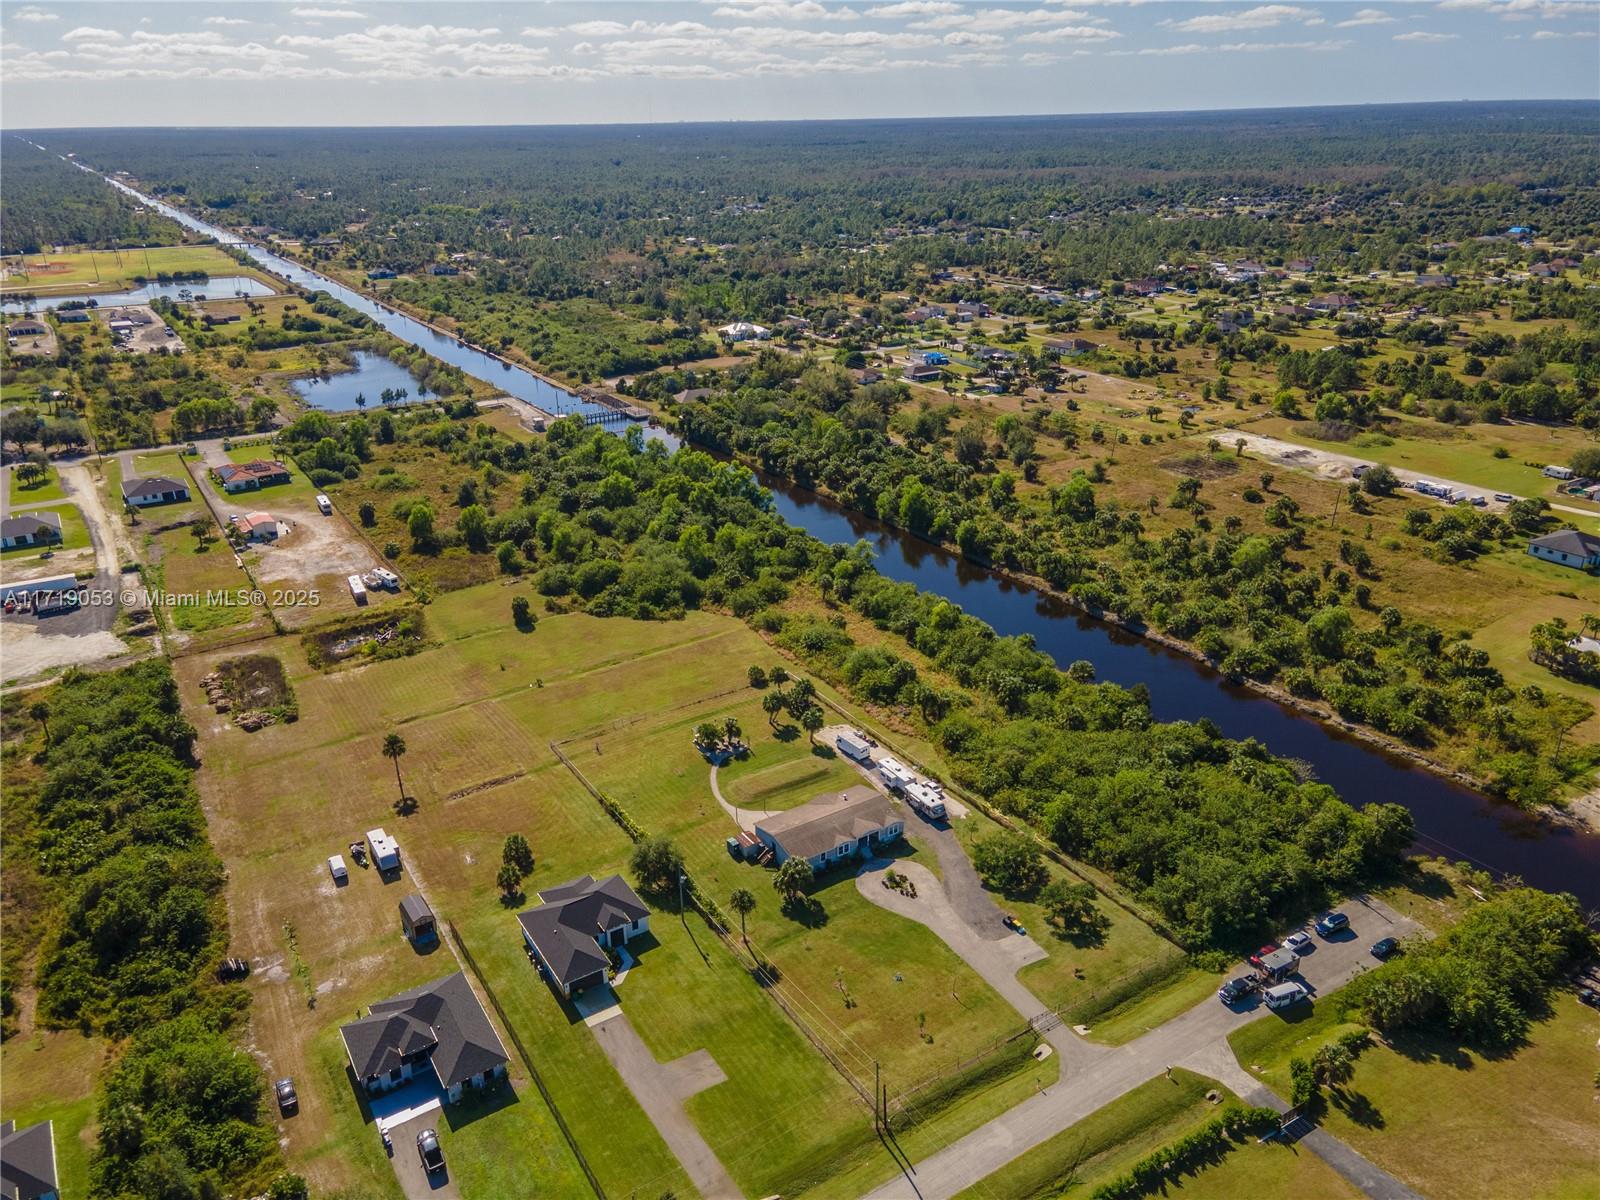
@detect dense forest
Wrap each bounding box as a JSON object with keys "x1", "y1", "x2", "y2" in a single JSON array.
[
  {"x1": 1, "y1": 139, "x2": 183, "y2": 254},
  {"x1": 0, "y1": 664, "x2": 283, "y2": 1198}
]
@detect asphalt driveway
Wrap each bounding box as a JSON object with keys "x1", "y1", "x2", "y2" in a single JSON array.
[{"x1": 386, "y1": 1110, "x2": 461, "y2": 1200}]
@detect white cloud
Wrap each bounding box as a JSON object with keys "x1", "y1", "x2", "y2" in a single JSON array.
[
  {"x1": 912, "y1": 7, "x2": 1097, "y2": 30},
  {"x1": 1437, "y1": 0, "x2": 1596, "y2": 13},
  {"x1": 710, "y1": 0, "x2": 860, "y2": 20},
  {"x1": 1162, "y1": 5, "x2": 1319, "y2": 34},
  {"x1": 1335, "y1": 8, "x2": 1396, "y2": 26},
  {"x1": 1394, "y1": 29, "x2": 1459, "y2": 40},
  {"x1": 867, "y1": 0, "x2": 959, "y2": 14},
  {"x1": 291, "y1": 7, "x2": 368, "y2": 19},
  {"x1": 943, "y1": 30, "x2": 1004, "y2": 44},
  {"x1": 1110, "y1": 36, "x2": 1346, "y2": 55},
  {"x1": 12, "y1": 6, "x2": 59, "y2": 22},
  {"x1": 1531, "y1": 25, "x2": 1599, "y2": 36},
  {"x1": 1018, "y1": 23, "x2": 1123, "y2": 42},
  {"x1": 203, "y1": 16, "x2": 252, "y2": 27},
  {"x1": 61, "y1": 26, "x2": 121, "y2": 42},
  {"x1": 1021, "y1": 51, "x2": 1060, "y2": 65}
]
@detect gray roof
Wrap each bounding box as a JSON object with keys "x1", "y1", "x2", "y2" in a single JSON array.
[
  {"x1": 1531, "y1": 529, "x2": 1600, "y2": 558},
  {"x1": 399, "y1": 893, "x2": 434, "y2": 925},
  {"x1": 121, "y1": 474, "x2": 188, "y2": 501},
  {"x1": 0, "y1": 513, "x2": 61, "y2": 540},
  {"x1": 517, "y1": 874, "x2": 649, "y2": 988},
  {"x1": 340, "y1": 971, "x2": 508, "y2": 1089},
  {"x1": 0, "y1": 1119, "x2": 57, "y2": 1200},
  {"x1": 756, "y1": 786, "x2": 898, "y2": 861}
]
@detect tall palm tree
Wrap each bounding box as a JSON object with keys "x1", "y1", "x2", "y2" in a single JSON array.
[
  {"x1": 28, "y1": 701, "x2": 49, "y2": 744},
  {"x1": 381, "y1": 733, "x2": 408, "y2": 801},
  {"x1": 729, "y1": 888, "x2": 756, "y2": 944}
]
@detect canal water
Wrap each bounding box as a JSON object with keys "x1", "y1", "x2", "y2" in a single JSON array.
[
  {"x1": 2, "y1": 275, "x2": 274, "y2": 314},
  {"x1": 291, "y1": 350, "x2": 428, "y2": 413},
  {"x1": 82, "y1": 160, "x2": 1600, "y2": 907}
]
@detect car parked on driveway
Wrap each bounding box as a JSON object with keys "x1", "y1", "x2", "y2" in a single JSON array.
[
  {"x1": 1315, "y1": 911, "x2": 1350, "y2": 937},
  {"x1": 1285, "y1": 931, "x2": 1314, "y2": 954},
  {"x1": 1218, "y1": 975, "x2": 1260, "y2": 1005},
  {"x1": 1576, "y1": 987, "x2": 1598, "y2": 1009},
  {"x1": 1370, "y1": 936, "x2": 1399, "y2": 960},
  {"x1": 417, "y1": 1128, "x2": 445, "y2": 1173},
  {"x1": 275, "y1": 1078, "x2": 298, "y2": 1115}
]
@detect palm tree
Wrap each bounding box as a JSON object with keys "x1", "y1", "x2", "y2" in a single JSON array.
[
  {"x1": 28, "y1": 701, "x2": 49, "y2": 744},
  {"x1": 762, "y1": 690, "x2": 785, "y2": 729},
  {"x1": 800, "y1": 705, "x2": 825, "y2": 746},
  {"x1": 729, "y1": 887, "x2": 757, "y2": 943},
  {"x1": 722, "y1": 716, "x2": 742, "y2": 746},
  {"x1": 354, "y1": 392, "x2": 367, "y2": 412},
  {"x1": 381, "y1": 733, "x2": 408, "y2": 801}
]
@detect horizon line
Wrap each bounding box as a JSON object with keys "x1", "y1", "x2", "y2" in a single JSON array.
[{"x1": 8, "y1": 96, "x2": 1596, "y2": 135}]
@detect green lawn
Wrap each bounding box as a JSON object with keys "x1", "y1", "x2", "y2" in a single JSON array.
[
  {"x1": 955, "y1": 1068, "x2": 1360, "y2": 1200},
  {"x1": 0, "y1": 503, "x2": 89, "y2": 560},
  {"x1": 1081, "y1": 965, "x2": 1232, "y2": 1047},
  {"x1": 9, "y1": 465, "x2": 67, "y2": 505},
  {"x1": 0, "y1": 1029, "x2": 105, "y2": 1200},
  {"x1": 144, "y1": 523, "x2": 271, "y2": 643},
  {"x1": 1, "y1": 245, "x2": 262, "y2": 294},
  {"x1": 1227, "y1": 991, "x2": 1600, "y2": 1200}
]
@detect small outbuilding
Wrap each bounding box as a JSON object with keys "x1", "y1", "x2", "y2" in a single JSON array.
[
  {"x1": 328, "y1": 854, "x2": 348, "y2": 884},
  {"x1": 400, "y1": 893, "x2": 437, "y2": 944}
]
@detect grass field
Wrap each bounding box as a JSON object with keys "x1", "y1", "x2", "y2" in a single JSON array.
[
  {"x1": 0, "y1": 503, "x2": 89, "y2": 560},
  {"x1": 1, "y1": 245, "x2": 262, "y2": 294},
  {"x1": 954, "y1": 1068, "x2": 1360, "y2": 1200},
  {"x1": 165, "y1": 585, "x2": 1122, "y2": 1198},
  {"x1": 8, "y1": 465, "x2": 67, "y2": 505},
  {"x1": 144, "y1": 522, "x2": 272, "y2": 645},
  {"x1": 1227, "y1": 992, "x2": 1600, "y2": 1200},
  {"x1": 0, "y1": 1030, "x2": 104, "y2": 1200}
]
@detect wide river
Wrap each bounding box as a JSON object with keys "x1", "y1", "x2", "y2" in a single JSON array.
[{"x1": 80, "y1": 159, "x2": 1600, "y2": 908}]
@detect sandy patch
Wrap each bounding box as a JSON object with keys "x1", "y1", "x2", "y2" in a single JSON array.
[{"x1": 0, "y1": 626, "x2": 127, "y2": 684}]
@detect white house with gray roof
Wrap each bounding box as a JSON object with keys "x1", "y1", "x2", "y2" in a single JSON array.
[
  {"x1": 755, "y1": 785, "x2": 903, "y2": 871},
  {"x1": 1528, "y1": 529, "x2": 1600, "y2": 572},
  {"x1": 339, "y1": 971, "x2": 508, "y2": 1103},
  {"x1": 517, "y1": 874, "x2": 650, "y2": 999}
]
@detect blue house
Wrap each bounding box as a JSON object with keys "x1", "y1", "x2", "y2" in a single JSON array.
[{"x1": 921, "y1": 350, "x2": 949, "y2": 366}]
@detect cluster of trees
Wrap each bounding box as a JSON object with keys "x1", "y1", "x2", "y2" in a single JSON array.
[
  {"x1": 9, "y1": 663, "x2": 282, "y2": 1197},
  {"x1": 1530, "y1": 616, "x2": 1600, "y2": 684},
  {"x1": 0, "y1": 141, "x2": 182, "y2": 253},
  {"x1": 392, "y1": 418, "x2": 1417, "y2": 950},
  {"x1": 1344, "y1": 886, "x2": 1592, "y2": 1047},
  {"x1": 670, "y1": 350, "x2": 1586, "y2": 806}
]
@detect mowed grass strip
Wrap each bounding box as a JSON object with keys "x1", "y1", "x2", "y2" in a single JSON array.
[
  {"x1": 954, "y1": 1068, "x2": 1361, "y2": 1200},
  {"x1": 1227, "y1": 994, "x2": 1600, "y2": 1200},
  {"x1": 0, "y1": 245, "x2": 261, "y2": 293}
]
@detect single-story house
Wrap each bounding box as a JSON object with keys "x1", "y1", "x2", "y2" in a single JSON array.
[
  {"x1": 54, "y1": 310, "x2": 91, "y2": 324},
  {"x1": 904, "y1": 362, "x2": 943, "y2": 383},
  {"x1": 1043, "y1": 337, "x2": 1097, "y2": 357},
  {"x1": 429, "y1": 264, "x2": 460, "y2": 275},
  {"x1": 0, "y1": 1119, "x2": 58, "y2": 1200},
  {"x1": 1528, "y1": 529, "x2": 1600, "y2": 572},
  {"x1": 1307, "y1": 294, "x2": 1358, "y2": 313},
  {"x1": 235, "y1": 512, "x2": 279, "y2": 542},
  {"x1": 905, "y1": 305, "x2": 947, "y2": 323},
  {"x1": 367, "y1": 269, "x2": 397, "y2": 280},
  {"x1": 1414, "y1": 273, "x2": 1456, "y2": 289},
  {"x1": 0, "y1": 512, "x2": 62, "y2": 549},
  {"x1": 754, "y1": 786, "x2": 904, "y2": 871},
  {"x1": 955, "y1": 301, "x2": 991, "y2": 320},
  {"x1": 339, "y1": 971, "x2": 509, "y2": 1104},
  {"x1": 215, "y1": 460, "x2": 291, "y2": 492},
  {"x1": 717, "y1": 321, "x2": 770, "y2": 342},
  {"x1": 517, "y1": 874, "x2": 650, "y2": 999},
  {"x1": 400, "y1": 894, "x2": 437, "y2": 944},
  {"x1": 780, "y1": 314, "x2": 811, "y2": 331},
  {"x1": 121, "y1": 475, "x2": 191, "y2": 507},
  {"x1": 6, "y1": 320, "x2": 47, "y2": 339}
]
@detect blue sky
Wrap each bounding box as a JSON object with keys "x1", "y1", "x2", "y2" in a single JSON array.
[{"x1": 2, "y1": 1, "x2": 1596, "y2": 127}]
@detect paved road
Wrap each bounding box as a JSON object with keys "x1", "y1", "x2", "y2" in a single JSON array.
[
  {"x1": 386, "y1": 1111, "x2": 461, "y2": 1200},
  {"x1": 863, "y1": 897, "x2": 1421, "y2": 1200},
  {"x1": 589, "y1": 1008, "x2": 741, "y2": 1199}
]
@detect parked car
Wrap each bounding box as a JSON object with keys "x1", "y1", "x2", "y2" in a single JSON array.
[
  {"x1": 1218, "y1": 976, "x2": 1260, "y2": 1004},
  {"x1": 1285, "y1": 931, "x2": 1314, "y2": 954},
  {"x1": 1370, "y1": 936, "x2": 1399, "y2": 960},
  {"x1": 275, "y1": 1078, "x2": 298, "y2": 1114},
  {"x1": 1264, "y1": 981, "x2": 1309, "y2": 1011},
  {"x1": 1247, "y1": 942, "x2": 1281, "y2": 969},
  {"x1": 417, "y1": 1129, "x2": 445, "y2": 1173},
  {"x1": 217, "y1": 956, "x2": 250, "y2": 981},
  {"x1": 1576, "y1": 987, "x2": 1598, "y2": 1009},
  {"x1": 1469, "y1": 495, "x2": 1487, "y2": 507},
  {"x1": 1314, "y1": 911, "x2": 1350, "y2": 937},
  {"x1": 1493, "y1": 493, "x2": 1514, "y2": 503}
]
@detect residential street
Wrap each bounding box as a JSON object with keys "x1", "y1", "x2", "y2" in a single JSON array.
[{"x1": 862, "y1": 895, "x2": 1422, "y2": 1200}]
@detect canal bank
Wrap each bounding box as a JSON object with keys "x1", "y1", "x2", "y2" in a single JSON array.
[{"x1": 72, "y1": 157, "x2": 1600, "y2": 909}]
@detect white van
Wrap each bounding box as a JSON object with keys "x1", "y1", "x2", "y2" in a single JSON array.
[
  {"x1": 1264, "y1": 982, "x2": 1308, "y2": 1011},
  {"x1": 316, "y1": 493, "x2": 333, "y2": 514}
]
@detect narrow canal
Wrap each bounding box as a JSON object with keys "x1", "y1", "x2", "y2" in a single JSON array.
[{"x1": 77, "y1": 158, "x2": 1600, "y2": 908}]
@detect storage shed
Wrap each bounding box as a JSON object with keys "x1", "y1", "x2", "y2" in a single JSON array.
[{"x1": 400, "y1": 893, "x2": 436, "y2": 944}]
